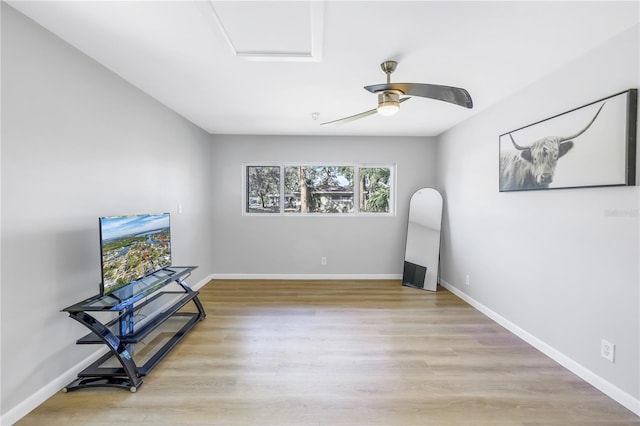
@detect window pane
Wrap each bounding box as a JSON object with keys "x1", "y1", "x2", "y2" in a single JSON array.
[
  {"x1": 285, "y1": 166, "x2": 354, "y2": 213},
  {"x1": 247, "y1": 166, "x2": 280, "y2": 213},
  {"x1": 359, "y1": 167, "x2": 391, "y2": 213},
  {"x1": 284, "y1": 166, "x2": 301, "y2": 212}
]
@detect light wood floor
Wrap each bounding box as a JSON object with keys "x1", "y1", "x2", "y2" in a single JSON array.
[{"x1": 17, "y1": 280, "x2": 639, "y2": 425}]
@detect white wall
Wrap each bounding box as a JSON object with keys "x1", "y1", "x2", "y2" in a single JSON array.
[
  {"x1": 210, "y1": 135, "x2": 436, "y2": 277},
  {"x1": 1, "y1": 3, "x2": 214, "y2": 420},
  {"x1": 437, "y1": 24, "x2": 639, "y2": 409}
]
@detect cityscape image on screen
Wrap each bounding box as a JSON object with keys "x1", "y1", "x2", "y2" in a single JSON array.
[{"x1": 99, "y1": 213, "x2": 171, "y2": 296}]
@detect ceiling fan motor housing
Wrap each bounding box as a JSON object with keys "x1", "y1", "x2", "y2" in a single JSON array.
[{"x1": 377, "y1": 90, "x2": 401, "y2": 116}]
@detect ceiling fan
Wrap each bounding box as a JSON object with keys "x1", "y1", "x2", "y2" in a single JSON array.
[{"x1": 321, "y1": 60, "x2": 473, "y2": 126}]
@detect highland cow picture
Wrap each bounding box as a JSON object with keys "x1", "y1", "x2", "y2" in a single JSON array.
[{"x1": 499, "y1": 89, "x2": 637, "y2": 192}]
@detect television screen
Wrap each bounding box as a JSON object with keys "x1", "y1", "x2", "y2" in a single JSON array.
[{"x1": 99, "y1": 213, "x2": 172, "y2": 296}]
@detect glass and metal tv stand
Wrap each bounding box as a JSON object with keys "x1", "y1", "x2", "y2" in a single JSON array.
[{"x1": 61, "y1": 266, "x2": 206, "y2": 392}]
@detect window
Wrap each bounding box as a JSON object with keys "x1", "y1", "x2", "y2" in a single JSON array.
[
  {"x1": 285, "y1": 166, "x2": 354, "y2": 213},
  {"x1": 359, "y1": 167, "x2": 391, "y2": 213},
  {"x1": 246, "y1": 166, "x2": 280, "y2": 213},
  {"x1": 245, "y1": 164, "x2": 395, "y2": 215}
]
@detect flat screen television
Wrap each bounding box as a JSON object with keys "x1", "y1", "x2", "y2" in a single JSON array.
[{"x1": 99, "y1": 213, "x2": 172, "y2": 296}]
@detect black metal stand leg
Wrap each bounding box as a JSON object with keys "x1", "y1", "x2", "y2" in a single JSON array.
[
  {"x1": 66, "y1": 311, "x2": 143, "y2": 392},
  {"x1": 176, "y1": 278, "x2": 207, "y2": 320}
]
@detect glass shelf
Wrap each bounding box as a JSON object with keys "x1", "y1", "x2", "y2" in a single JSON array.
[
  {"x1": 76, "y1": 291, "x2": 196, "y2": 343},
  {"x1": 64, "y1": 266, "x2": 196, "y2": 312},
  {"x1": 82, "y1": 313, "x2": 199, "y2": 377}
]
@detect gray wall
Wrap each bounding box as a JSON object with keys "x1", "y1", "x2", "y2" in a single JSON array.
[
  {"x1": 3, "y1": 1, "x2": 639, "y2": 422},
  {"x1": 437, "y1": 24, "x2": 639, "y2": 402},
  {"x1": 1, "y1": 3, "x2": 214, "y2": 417},
  {"x1": 210, "y1": 135, "x2": 436, "y2": 277}
]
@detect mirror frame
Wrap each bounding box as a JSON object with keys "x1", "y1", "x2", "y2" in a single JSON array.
[{"x1": 402, "y1": 187, "x2": 443, "y2": 291}]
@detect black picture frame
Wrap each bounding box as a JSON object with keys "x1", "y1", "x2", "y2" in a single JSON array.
[{"x1": 499, "y1": 89, "x2": 637, "y2": 192}]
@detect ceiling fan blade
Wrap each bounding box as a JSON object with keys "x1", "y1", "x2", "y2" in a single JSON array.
[
  {"x1": 364, "y1": 83, "x2": 473, "y2": 109},
  {"x1": 320, "y1": 108, "x2": 378, "y2": 126},
  {"x1": 321, "y1": 97, "x2": 410, "y2": 126}
]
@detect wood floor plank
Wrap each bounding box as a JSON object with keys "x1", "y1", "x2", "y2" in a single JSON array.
[{"x1": 16, "y1": 280, "x2": 639, "y2": 425}]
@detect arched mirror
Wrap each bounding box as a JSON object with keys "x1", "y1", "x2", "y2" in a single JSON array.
[{"x1": 402, "y1": 188, "x2": 443, "y2": 291}]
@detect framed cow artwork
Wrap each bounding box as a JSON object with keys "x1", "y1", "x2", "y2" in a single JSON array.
[{"x1": 499, "y1": 89, "x2": 637, "y2": 192}]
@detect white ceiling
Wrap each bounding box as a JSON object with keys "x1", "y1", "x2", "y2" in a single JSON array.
[{"x1": 7, "y1": 1, "x2": 639, "y2": 137}]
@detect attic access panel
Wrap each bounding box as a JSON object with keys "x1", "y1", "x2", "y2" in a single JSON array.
[{"x1": 206, "y1": 1, "x2": 324, "y2": 61}]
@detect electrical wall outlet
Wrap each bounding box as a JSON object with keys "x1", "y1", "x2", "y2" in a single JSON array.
[
  {"x1": 321, "y1": 257, "x2": 327, "y2": 265},
  {"x1": 601, "y1": 339, "x2": 615, "y2": 362},
  {"x1": 465, "y1": 274, "x2": 470, "y2": 286}
]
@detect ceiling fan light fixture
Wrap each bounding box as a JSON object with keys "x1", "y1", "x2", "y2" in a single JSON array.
[{"x1": 377, "y1": 91, "x2": 400, "y2": 116}]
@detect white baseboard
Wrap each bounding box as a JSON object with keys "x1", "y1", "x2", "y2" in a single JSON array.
[
  {"x1": 0, "y1": 273, "x2": 215, "y2": 426},
  {"x1": 211, "y1": 273, "x2": 402, "y2": 280},
  {"x1": 1, "y1": 347, "x2": 106, "y2": 426},
  {"x1": 439, "y1": 279, "x2": 640, "y2": 417},
  {"x1": 192, "y1": 273, "x2": 215, "y2": 290}
]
